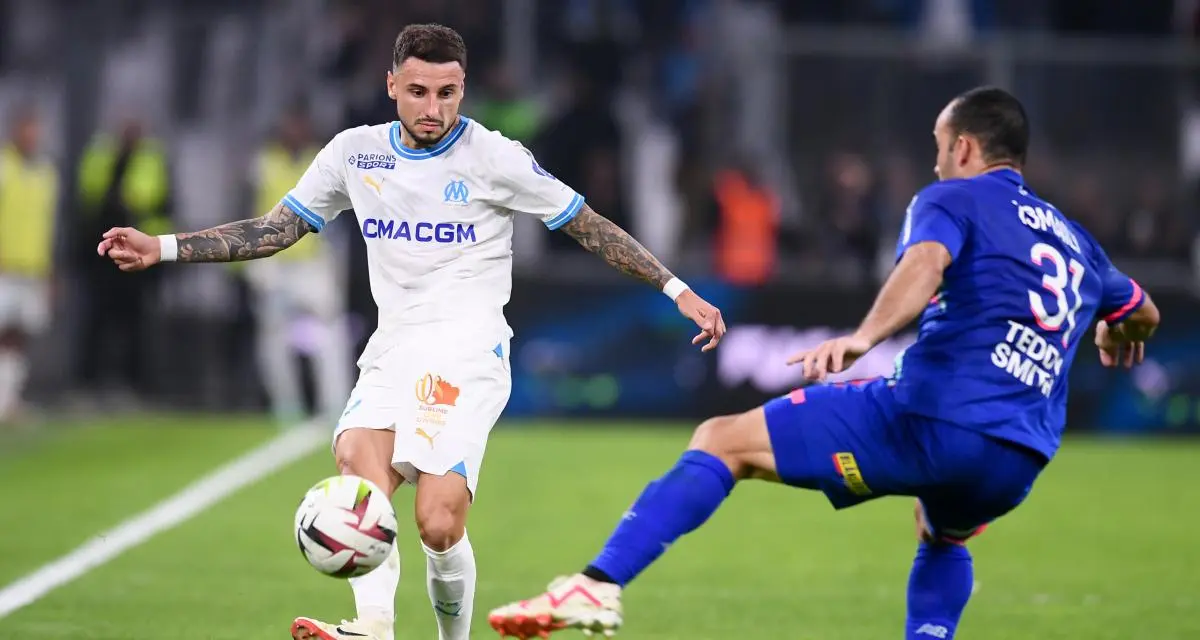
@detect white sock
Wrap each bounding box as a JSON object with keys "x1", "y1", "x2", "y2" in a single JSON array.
[
  {"x1": 424, "y1": 531, "x2": 477, "y2": 640},
  {"x1": 0, "y1": 351, "x2": 27, "y2": 416},
  {"x1": 349, "y1": 545, "x2": 400, "y2": 629}
]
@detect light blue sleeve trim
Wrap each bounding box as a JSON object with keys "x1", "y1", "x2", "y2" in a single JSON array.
[
  {"x1": 544, "y1": 192, "x2": 585, "y2": 230},
  {"x1": 282, "y1": 194, "x2": 326, "y2": 233}
]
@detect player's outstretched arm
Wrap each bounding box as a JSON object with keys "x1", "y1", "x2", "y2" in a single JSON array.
[
  {"x1": 852, "y1": 242, "x2": 950, "y2": 348},
  {"x1": 173, "y1": 202, "x2": 313, "y2": 262},
  {"x1": 97, "y1": 202, "x2": 315, "y2": 271},
  {"x1": 790, "y1": 241, "x2": 950, "y2": 381},
  {"x1": 560, "y1": 204, "x2": 673, "y2": 289},
  {"x1": 560, "y1": 204, "x2": 726, "y2": 351}
]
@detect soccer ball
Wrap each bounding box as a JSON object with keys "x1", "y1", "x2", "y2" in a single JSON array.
[{"x1": 294, "y1": 475, "x2": 398, "y2": 578}]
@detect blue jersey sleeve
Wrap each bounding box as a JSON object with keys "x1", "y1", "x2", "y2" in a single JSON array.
[
  {"x1": 1069, "y1": 222, "x2": 1146, "y2": 324},
  {"x1": 895, "y1": 182, "x2": 973, "y2": 263}
]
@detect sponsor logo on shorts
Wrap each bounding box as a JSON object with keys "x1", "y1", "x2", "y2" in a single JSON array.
[
  {"x1": 415, "y1": 373, "x2": 459, "y2": 428},
  {"x1": 833, "y1": 452, "x2": 872, "y2": 496},
  {"x1": 416, "y1": 374, "x2": 459, "y2": 406},
  {"x1": 415, "y1": 426, "x2": 441, "y2": 448}
]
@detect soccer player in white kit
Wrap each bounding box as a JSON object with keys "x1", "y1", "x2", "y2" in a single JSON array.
[{"x1": 97, "y1": 23, "x2": 726, "y2": 640}]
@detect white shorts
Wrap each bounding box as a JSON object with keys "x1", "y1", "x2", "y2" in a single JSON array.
[
  {"x1": 332, "y1": 332, "x2": 512, "y2": 498},
  {"x1": 0, "y1": 276, "x2": 49, "y2": 334}
]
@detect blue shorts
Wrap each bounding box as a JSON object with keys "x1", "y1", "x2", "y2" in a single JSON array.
[{"x1": 764, "y1": 378, "x2": 1047, "y2": 539}]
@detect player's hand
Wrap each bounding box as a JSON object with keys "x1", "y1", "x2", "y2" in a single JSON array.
[
  {"x1": 787, "y1": 334, "x2": 873, "y2": 382},
  {"x1": 1095, "y1": 320, "x2": 1145, "y2": 369},
  {"x1": 676, "y1": 289, "x2": 726, "y2": 352},
  {"x1": 97, "y1": 227, "x2": 161, "y2": 272}
]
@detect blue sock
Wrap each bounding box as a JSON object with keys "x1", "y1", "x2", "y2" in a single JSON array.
[
  {"x1": 584, "y1": 450, "x2": 735, "y2": 587},
  {"x1": 906, "y1": 542, "x2": 974, "y2": 639}
]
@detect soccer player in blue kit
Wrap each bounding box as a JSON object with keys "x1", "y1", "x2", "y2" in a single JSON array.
[{"x1": 487, "y1": 86, "x2": 1162, "y2": 639}]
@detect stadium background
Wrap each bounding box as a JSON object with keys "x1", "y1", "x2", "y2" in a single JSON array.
[{"x1": 1, "y1": 1, "x2": 1199, "y2": 638}]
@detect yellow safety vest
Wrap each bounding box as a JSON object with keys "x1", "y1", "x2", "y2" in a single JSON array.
[
  {"x1": 255, "y1": 144, "x2": 320, "y2": 263},
  {"x1": 0, "y1": 145, "x2": 59, "y2": 276},
  {"x1": 77, "y1": 135, "x2": 170, "y2": 236}
]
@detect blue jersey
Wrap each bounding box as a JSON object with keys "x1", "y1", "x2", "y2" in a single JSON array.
[{"x1": 892, "y1": 169, "x2": 1144, "y2": 460}]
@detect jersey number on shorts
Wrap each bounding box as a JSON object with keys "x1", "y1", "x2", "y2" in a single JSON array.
[{"x1": 1028, "y1": 242, "x2": 1086, "y2": 347}]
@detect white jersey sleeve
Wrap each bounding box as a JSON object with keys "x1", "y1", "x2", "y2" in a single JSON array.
[
  {"x1": 485, "y1": 136, "x2": 585, "y2": 230},
  {"x1": 282, "y1": 132, "x2": 352, "y2": 233}
]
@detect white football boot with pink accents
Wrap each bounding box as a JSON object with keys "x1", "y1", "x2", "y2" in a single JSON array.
[
  {"x1": 290, "y1": 616, "x2": 393, "y2": 640},
  {"x1": 488, "y1": 574, "x2": 623, "y2": 638}
]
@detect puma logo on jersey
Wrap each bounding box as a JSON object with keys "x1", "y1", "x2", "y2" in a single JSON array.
[{"x1": 363, "y1": 175, "x2": 383, "y2": 194}]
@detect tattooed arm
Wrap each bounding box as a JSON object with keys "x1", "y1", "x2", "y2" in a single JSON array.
[
  {"x1": 176, "y1": 202, "x2": 314, "y2": 262},
  {"x1": 558, "y1": 203, "x2": 728, "y2": 351},
  {"x1": 96, "y1": 202, "x2": 316, "y2": 271},
  {"x1": 559, "y1": 205, "x2": 674, "y2": 289}
]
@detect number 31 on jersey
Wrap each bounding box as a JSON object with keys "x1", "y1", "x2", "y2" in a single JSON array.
[{"x1": 1028, "y1": 242, "x2": 1085, "y2": 347}]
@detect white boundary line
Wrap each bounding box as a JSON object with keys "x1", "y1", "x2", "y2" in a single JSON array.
[{"x1": 0, "y1": 424, "x2": 326, "y2": 619}]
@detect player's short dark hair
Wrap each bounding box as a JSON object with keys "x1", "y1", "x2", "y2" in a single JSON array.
[
  {"x1": 947, "y1": 86, "x2": 1029, "y2": 166},
  {"x1": 393, "y1": 24, "x2": 467, "y2": 72}
]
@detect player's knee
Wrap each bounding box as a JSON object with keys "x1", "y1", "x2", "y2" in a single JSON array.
[
  {"x1": 689, "y1": 415, "x2": 732, "y2": 451},
  {"x1": 416, "y1": 502, "x2": 465, "y2": 552},
  {"x1": 334, "y1": 432, "x2": 400, "y2": 496},
  {"x1": 913, "y1": 501, "x2": 984, "y2": 546},
  {"x1": 914, "y1": 501, "x2": 936, "y2": 543},
  {"x1": 688, "y1": 415, "x2": 751, "y2": 479}
]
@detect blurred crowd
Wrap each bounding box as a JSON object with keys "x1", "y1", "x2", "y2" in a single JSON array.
[{"x1": 0, "y1": 0, "x2": 1198, "y2": 419}]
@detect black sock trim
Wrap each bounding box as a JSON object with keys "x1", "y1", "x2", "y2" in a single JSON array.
[{"x1": 582, "y1": 565, "x2": 617, "y2": 584}]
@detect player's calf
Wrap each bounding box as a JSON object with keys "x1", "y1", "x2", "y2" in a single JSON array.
[
  {"x1": 907, "y1": 500, "x2": 979, "y2": 640},
  {"x1": 416, "y1": 471, "x2": 476, "y2": 640},
  {"x1": 579, "y1": 408, "x2": 778, "y2": 586}
]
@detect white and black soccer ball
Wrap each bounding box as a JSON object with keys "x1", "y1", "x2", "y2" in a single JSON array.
[{"x1": 294, "y1": 475, "x2": 398, "y2": 579}]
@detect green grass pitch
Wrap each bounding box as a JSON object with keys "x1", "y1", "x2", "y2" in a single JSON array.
[{"x1": 1, "y1": 417, "x2": 1198, "y2": 639}]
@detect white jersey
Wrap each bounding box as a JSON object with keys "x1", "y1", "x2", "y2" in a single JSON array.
[{"x1": 284, "y1": 116, "x2": 584, "y2": 366}]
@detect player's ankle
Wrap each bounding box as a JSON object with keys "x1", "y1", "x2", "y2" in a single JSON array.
[
  {"x1": 355, "y1": 606, "x2": 395, "y2": 626},
  {"x1": 581, "y1": 565, "x2": 619, "y2": 586}
]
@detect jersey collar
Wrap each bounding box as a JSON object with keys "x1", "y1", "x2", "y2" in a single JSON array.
[
  {"x1": 988, "y1": 167, "x2": 1023, "y2": 184},
  {"x1": 389, "y1": 116, "x2": 470, "y2": 161}
]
